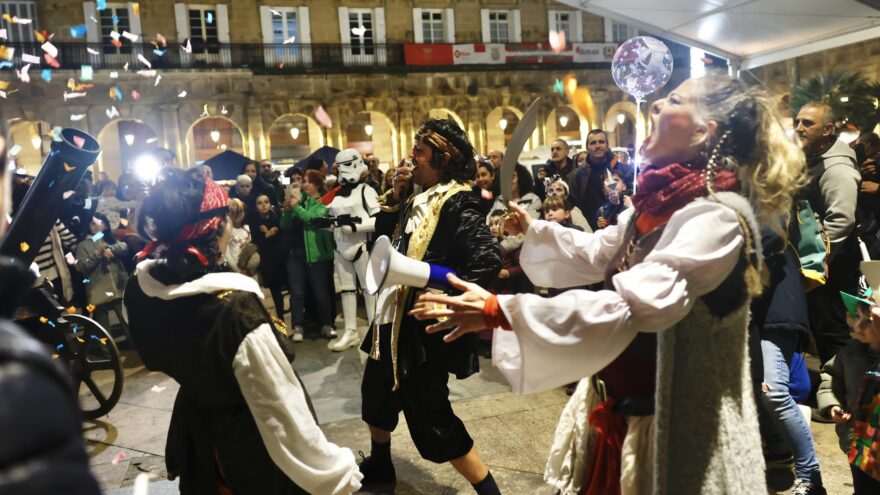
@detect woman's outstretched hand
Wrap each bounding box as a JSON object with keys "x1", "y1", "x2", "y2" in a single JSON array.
[
  {"x1": 409, "y1": 274, "x2": 493, "y2": 343},
  {"x1": 503, "y1": 201, "x2": 532, "y2": 236}
]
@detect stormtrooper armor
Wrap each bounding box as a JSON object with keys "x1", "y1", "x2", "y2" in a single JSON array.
[{"x1": 326, "y1": 148, "x2": 379, "y2": 351}]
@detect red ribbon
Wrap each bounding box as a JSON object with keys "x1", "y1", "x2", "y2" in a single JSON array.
[{"x1": 582, "y1": 398, "x2": 626, "y2": 495}]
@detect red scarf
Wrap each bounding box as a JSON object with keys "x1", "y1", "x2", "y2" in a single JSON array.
[{"x1": 632, "y1": 163, "x2": 739, "y2": 219}]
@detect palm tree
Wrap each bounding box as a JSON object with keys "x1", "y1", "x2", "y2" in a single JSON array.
[{"x1": 791, "y1": 71, "x2": 876, "y2": 133}]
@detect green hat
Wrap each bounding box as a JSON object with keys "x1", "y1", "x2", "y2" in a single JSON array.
[
  {"x1": 841, "y1": 289, "x2": 874, "y2": 318},
  {"x1": 841, "y1": 260, "x2": 880, "y2": 318}
]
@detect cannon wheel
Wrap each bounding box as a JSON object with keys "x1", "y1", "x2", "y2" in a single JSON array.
[{"x1": 63, "y1": 314, "x2": 124, "y2": 420}]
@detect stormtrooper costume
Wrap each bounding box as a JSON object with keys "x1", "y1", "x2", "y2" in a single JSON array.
[{"x1": 326, "y1": 149, "x2": 379, "y2": 351}]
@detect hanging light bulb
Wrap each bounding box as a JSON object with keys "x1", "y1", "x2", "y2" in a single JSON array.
[
  {"x1": 499, "y1": 118, "x2": 508, "y2": 130},
  {"x1": 210, "y1": 130, "x2": 220, "y2": 143},
  {"x1": 617, "y1": 113, "x2": 626, "y2": 125},
  {"x1": 31, "y1": 135, "x2": 41, "y2": 149},
  {"x1": 124, "y1": 134, "x2": 135, "y2": 146},
  {"x1": 364, "y1": 124, "x2": 374, "y2": 137},
  {"x1": 290, "y1": 127, "x2": 300, "y2": 140},
  {"x1": 558, "y1": 115, "x2": 569, "y2": 128}
]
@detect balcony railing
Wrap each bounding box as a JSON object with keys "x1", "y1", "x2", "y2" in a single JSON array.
[{"x1": 0, "y1": 41, "x2": 655, "y2": 74}]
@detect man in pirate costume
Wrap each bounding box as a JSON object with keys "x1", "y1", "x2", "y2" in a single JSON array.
[
  {"x1": 124, "y1": 168, "x2": 362, "y2": 495},
  {"x1": 357, "y1": 119, "x2": 503, "y2": 494}
]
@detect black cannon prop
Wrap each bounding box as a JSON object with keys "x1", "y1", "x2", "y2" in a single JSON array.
[{"x1": 1, "y1": 129, "x2": 124, "y2": 419}]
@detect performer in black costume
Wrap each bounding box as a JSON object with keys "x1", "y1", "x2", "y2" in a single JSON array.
[
  {"x1": 124, "y1": 168, "x2": 362, "y2": 495},
  {"x1": 357, "y1": 119, "x2": 503, "y2": 494}
]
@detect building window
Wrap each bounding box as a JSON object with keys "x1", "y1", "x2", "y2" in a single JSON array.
[
  {"x1": 488, "y1": 10, "x2": 509, "y2": 43},
  {"x1": 189, "y1": 6, "x2": 219, "y2": 52},
  {"x1": 272, "y1": 9, "x2": 298, "y2": 44},
  {"x1": 0, "y1": 1, "x2": 37, "y2": 42},
  {"x1": 551, "y1": 11, "x2": 571, "y2": 42},
  {"x1": 98, "y1": 4, "x2": 131, "y2": 54},
  {"x1": 348, "y1": 8, "x2": 374, "y2": 56},
  {"x1": 611, "y1": 21, "x2": 635, "y2": 43},
  {"x1": 421, "y1": 9, "x2": 443, "y2": 43}
]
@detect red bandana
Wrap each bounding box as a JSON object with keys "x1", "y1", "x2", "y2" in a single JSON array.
[
  {"x1": 137, "y1": 178, "x2": 229, "y2": 264},
  {"x1": 632, "y1": 163, "x2": 740, "y2": 219}
]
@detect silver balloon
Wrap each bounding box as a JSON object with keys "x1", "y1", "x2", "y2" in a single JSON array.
[{"x1": 611, "y1": 36, "x2": 674, "y2": 99}]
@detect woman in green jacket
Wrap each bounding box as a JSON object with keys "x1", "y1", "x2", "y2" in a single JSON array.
[{"x1": 280, "y1": 169, "x2": 337, "y2": 342}]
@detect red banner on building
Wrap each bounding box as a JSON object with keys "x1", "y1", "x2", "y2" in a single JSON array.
[
  {"x1": 404, "y1": 44, "x2": 454, "y2": 66},
  {"x1": 405, "y1": 43, "x2": 617, "y2": 66}
]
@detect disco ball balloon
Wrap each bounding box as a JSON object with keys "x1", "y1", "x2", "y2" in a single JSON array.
[{"x1": 611, "y1": 36, "x2": 674, "y2": 99}]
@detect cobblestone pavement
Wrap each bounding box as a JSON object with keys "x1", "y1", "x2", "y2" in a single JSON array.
[{"x1": 88, "y1": 310, "x2": 856, "y2": 494}]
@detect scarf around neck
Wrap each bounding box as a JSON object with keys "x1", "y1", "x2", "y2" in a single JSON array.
[{"x1": 632, "y1": 163, "x2": 740, "y2": 219}]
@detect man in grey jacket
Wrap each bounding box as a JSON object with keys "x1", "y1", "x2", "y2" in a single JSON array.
[{"x1": 795, "y1": 102, "x2": 861, "y2": 363}]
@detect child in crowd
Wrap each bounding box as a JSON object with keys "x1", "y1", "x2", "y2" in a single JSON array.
[
  {"x1": 544, "y1": 179, "x2": 591, "y2": 231},
  {"x1": 75, "y1": 215, "x2": 130, "y2": 341},
  {"x1": 224, "y1": 198, "x2": 260, "y2": 276},
  {"x1": 596, "y1": 171, "x2": 632, "y2": 229},
  {"x1": 95, "y1": 180, "x2": 138, "y2": 230},
  {"x1": 818, "y1": 275, "x2": 880, "y2": 494},
  {"x1": 248, "y1": 194, "x2": 287, "y2": 320},
  {"x1": 542, "y1": 195, "x2": 581, "y2": 231}
]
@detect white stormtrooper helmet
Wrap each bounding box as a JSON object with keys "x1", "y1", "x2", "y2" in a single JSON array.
[{"x1": 335, "y1": 148, "x2": 367, "y2": 185}]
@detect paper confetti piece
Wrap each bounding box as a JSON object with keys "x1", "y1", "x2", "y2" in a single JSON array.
[
  {"x1": 71, "y1": 24, "x2": 88, "y2": 38},
  {"x1": 178, "y1": 90, "x2": 187, "y2": 98},
  {"x1": 18, "y1": 64, "x2": 30, "y2": 83},
  {"x1": 111, "y1": 451, "x2": 127, "y2": 465},
  {"x1": 83, "y1": 278, "x2": 90, "y2": 284},
  {"x1": 21, "y1": 53, "x2": 40, "y2": 64},
  {"x1": 314, "y1": 106, "x2": 333, "y2": 128},
  {"x1": 156, "y1": 33, "x2": 167, "y2": 47},
  {"x1": 87, "y1": 47, "x2": 100, "y2": 55},
  {"x1": 0, "y1": 29, "x2": 6, "y2": 39},
  {"x1": 182, "y1": 38, "x2": 192, "y2": 53},
  {"x1": 154, "y1": 74, "x2": 161, "y2": 86},
  {"x1": 67, "y1": 306, "x2": 76, "y2": 314},
  {"x1": 109, "y1": 71, "x2": 118, "y2": 78},
  {"x1": 70, "y1": 114, "x2": 86, "y2": 121},
  {"x1": 0, "y1": 46, "x2": 13, "y2": 61},
  {"x1": 278, "y1": 62, "x2": 284, "y2": 69},
  {"x1": 0, "y1": 81, "x2": 7, "y2": 89},
  {"x1": 87, "y1": 304, "x2": 95, "y2": 312},
  {"x1": 109, "y1": 30, "x2": 120, "y2": 41},
  {"x1": 270, "y1": 9, "x2": 282, "y2": 16},
  {"x1": 351, "y1": 26, "x2": 366, "y2": 37},
  {"x1": 111, "y1": 38, "x2": 122, "y2": 48},
  {"x1": 91, "y1": 231, "x2": 104, "y2": 242},
  {"x1": 132, "y1": 3, "x2": 140, "y2": 16},
  {"x1": 19, "y1": 241, "x2": 29, "y2": 252},
  {"x1": 206, "y1": 12, "x2": 214, "y2": 24},
  {"x1": 63, "y1": 162, "x2": 75, "y2": 172},
  {"x1": 97, "y1": 0, "x2": 107, "y2": 9},
  {"x1": 549, "y1": 31, "x2": 566, "y2": 54},
  {"x1": 33, "y1": 30, "x2": 46, "y2": 43},
  {"x1": 80, "y1": 65, "x2": 93, "y2": 81},
  {"x1": 123, "y1": 62, "x2": 129, "y2": 71},
  {"x1": 200, "y1": 103, "x2": 208, "y2": 117},
  {"x1": 90, "y1": 15, "x2": 98, "y2": 23},
  {"x1": 131, "y1": 90, "x2": 140, "y2": 100},
  {"x1": 73, "y1": 136, "x2": 86, "y2": 149},
  {"x1": 41, "y1": 41, "x2": 58, "y2": 58},
  {"x1": 65, "y1": 252, "x2": 76, "y2": 265},
  {"x1": 44, "y1": 53, "x2": 60, "y2": 68},
  {"x1": 153, "y1": 48, "x2": 166, "y2": 57},
  {"x1": 52, "y1": 353, "x2": 60, "y2": 359},
  {"x1": 136, "y1": 69, "x2": 155, "y2": 77},
  {"x1": 41, "y1": 69, "x2": 51, "y2": 82},
  {"x1": 150, "y1": 385, "x2": 167, "y2": 393},
  {"x1": 220, "y1": 105, "x2": 227, "y2": 115},
  {"x1": 122, "y1": 31, "x2": 138, "y2": 42},
  {"x1": 106, "y1": 105, "x2": 119, "y2": 118},
  {"x1": 136, "y1": 53, "x2": 151, "y2": 68},
  {"x1": 120, "y1": 217, "x2": 129, "y2": 226},
  {"x1": 39, "y1": 316, "x2": 48, "y2": 324},
  {"x1": 1, "y1": 91, "x2": 8, "y2": 99},
  {"x1": 283, "y1": 36, "x2": 296, "y2": 44},
  {"x1": 64, "y1": 91, "x2": 86, "y2": 101},
  {"x1": 2, "y1": 14, "x2": 32, "y2": 25}
]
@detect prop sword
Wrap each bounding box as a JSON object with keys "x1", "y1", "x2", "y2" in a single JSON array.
[{"x1": 500, "y1": 97, "x2": 540, "y2": 203}]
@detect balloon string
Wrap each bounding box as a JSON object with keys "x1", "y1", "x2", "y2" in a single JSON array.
[{"x1": 633, "y1": 97, "x2": 645, "y2": 195}]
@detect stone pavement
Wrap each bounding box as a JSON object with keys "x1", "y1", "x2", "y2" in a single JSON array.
[{"x1": 85, "y1": 310, "x2": 856, "y2": 494}]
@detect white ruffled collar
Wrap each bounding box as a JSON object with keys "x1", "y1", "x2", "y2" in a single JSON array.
[{"x1": 135, "y1": 260, "x2": 264, "y2": 300}]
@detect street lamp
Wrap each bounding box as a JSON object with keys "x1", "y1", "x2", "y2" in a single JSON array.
[
  {"x1": 558, "y1": 115, "x2": 569, "y2": 128},
  {"x1": 499, "y1": 118, "x2": 508, "y2": 131},
  {"x1": 124, "y1": 134, "x2": 135, "y2": 146},
  {"x1": 290, "y1": 127, "x2": 300, "y2": 140},
  {"x1": 364, "y1": 123, "x2": 374, "y2": 137},
  {"x1": 210, "y1": 130, "x2": 220, "y2": 143}
]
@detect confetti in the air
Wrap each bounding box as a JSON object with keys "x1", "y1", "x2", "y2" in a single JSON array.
[
  {"x1": 131, "y1": 90, "x2": 140, "y2": 100},
  {"x1": 70, "y1": 114, "x2": 86, "y2": 121},
  {"x1": 0, "y1": 47, "x2": 13, "y2": 61},
  {"x1": 62, "y1": 190, "x2": 73, "y2": 199},
  {"x1": 153, "y1": 48, "x2": 166, "y2": 57},
  {"x1": 39, "y1": 316, "x2": 48, "y2": 324},
  {"x1": 314, "y1": 106, "x2": 333, "y2": 128},
  {"x1": 21, "y1": 53, "x2": 40, "y2": 64},
  {"x1": 154, "y1": 74, "x2": 162, "y2": 86},
  {"x1": 0, "y1": 90, "x2": 8, "y2": 99},
  {"x1": 63, "y1": 162, "x2": 75, "y2": 171},
  {"x1": 549, "y1": 31, "x2": 566, "y2": 54},
  {"x1": 87, "y1": 47, "x2": 100, "y2": 55},
  {"x1": 271, "y1": 9, "x2": 282, "y2": 16},
  {"x1": 65, "y1": 253, "x2": 76, "y2": 266},
  {"x1": 70, "y1": 24, "x2": 88, "y2": 38},
  {"x1": 87, "y1": 304, "x2": 95, "y2": 313},
  {"x1": 19, "y1": 241, "x2": 29, "y2": 252},
  {"x1": 106, "y1": 105, "x2": 119, "y2": 118},
  {"x1": 109, "y1": 30, "x2": 120, "y2": 41},
  {"x1": 137, "y1": 69, "x2": 155, "y2": 77},
  {"x1": 200, "y1": 104, "x2": 209, "y2": 117},
  {"x1": 64, "y1": 91, "x2": 87, "y2": 101},
  {"x1": 220, "y1": 105, "x2": 227, "y2": 115},
  {"x1": 110, "y1": 38, "x2": 122, "y2": 48},
  {"x1": 44, "y1": 53, "x2": 60, "y2": 68},
  {"x1": 351, "y1": 25, "x2": 367, "y2": 37},
  {"x1": 283, "y1": 36, "x2": 296, "y2": 44},
  {"x1": 123, "y1": 62, "x2": 129, "y2": 71},
  {"x1": 2, "y1": 14, "x2": 32, "y2": 25},
  {"x1": 122, "y1": 31, "x2": 138, "y2": 42},
  {"x1": 109, "y1": 71, "x2": 118, "y2": 78},
  {"x1": 178, "y1": 90, "x2": 187, "y2": 98},
  {"x1": 41, "y1": 69, "x2": 51, "y2": 82},
  {"x1": 151, "y1": 385, "x2": 167, "y2": 393},
  {"x1": 97, "y1": 0, "x2": 107, "y2": 9},
  {"x1": 137, "y1": 52, "x2": 151, "y2": 68},
  {"x1": 83, "y1": 278, "x2": 90, "y2": 284},
  {"x1": 111, "y1": 451, "x2": 127, "y2": 465},
  {"x1": 0, "y1": 29, "x2": 6, "y2": 39},
  {"x1": 73, "y1": 136, "x2": 86, "y2": 148},
  {"x1": 18, "y1": 64, "x2": 31, "y2": 83},
  {"x1": 80, "y1": 65, "x2": 93, "y2": 81},
  {"x1": 206, "y1": 12, "x2": 214, "y2": 24},
  {"x1": 553, "y1": 79, "x2": 564, "y2": 94},
  {"x1": 41, "y1": 41, "x2": 58, "y2": 58},
  {"x1": 132, "y1": 2, "x2": 140, "y2": 16},
  {"x1": 182, "y1": 38, "x2": 192, "y2": 53}
]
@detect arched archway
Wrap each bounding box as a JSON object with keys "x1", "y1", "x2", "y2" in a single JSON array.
[
  {"x1": 8, "y1": 120, "x2": 52, "y2": 176},
  {"x1": 486, "y1": 106, "x2": 524, "y2": 153},
  {"x1": 96, "y1": 119, "x2": 160, "y2": 181},
  {"x1": 604, "y1": 102, "x2": 639, "y2": 150},
  {"x1": 427, "y1": 108, "x2": 465, "y2": 129},
  {"x1": 268, "y1": 113, "x2": 324, "y2": 165},
  {"x1": 344, "y1": 111, "x2": 398, "y2": 167},
  {"x1": 186, "y1": 116, "x2": 245, "y2": 167},
  {"x1": 545, "y1": 105, "x2": 588, "y2": 150}
]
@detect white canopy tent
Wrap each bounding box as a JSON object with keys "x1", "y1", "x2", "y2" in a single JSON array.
[{"x1": 556, "y1": 0, "x2": 880, "y2": 70}]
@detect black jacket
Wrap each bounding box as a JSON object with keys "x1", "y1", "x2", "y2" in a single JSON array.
[{"x1": 364, "y1": 188, "x2": 501, "y2": 379}]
